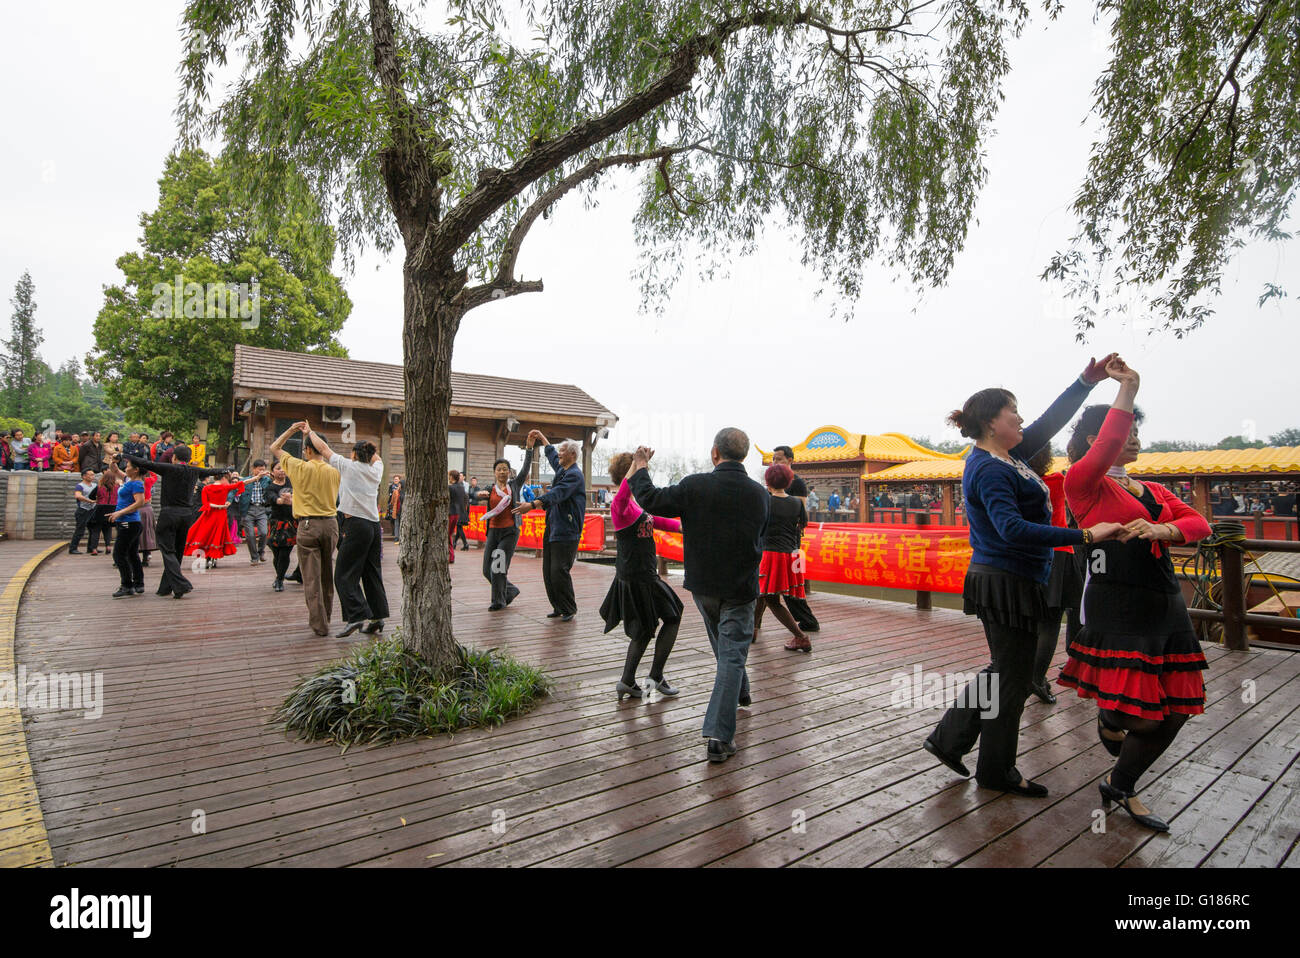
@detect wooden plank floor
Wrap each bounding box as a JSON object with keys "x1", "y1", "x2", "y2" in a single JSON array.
[{"x1": 9, "y1": 539, "x2": 1300, "y2": 867}]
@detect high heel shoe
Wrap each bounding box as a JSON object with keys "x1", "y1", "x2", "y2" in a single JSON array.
[
  {"x1": 616, "y1": 681, "x2": 643, "y2": 701},
  {"x1": 1097, "y1": 715, "x2": 1126, "y2": 757},
  {"x1": 646, "y1": 676, "x2": 679, "y2": 696},
  {"x1": 1099, "y1": 778, "x2": 1170, "y2": 832},
  {"x1": 1029, "y1": 681, "x2": 1057, "y2": 705}
]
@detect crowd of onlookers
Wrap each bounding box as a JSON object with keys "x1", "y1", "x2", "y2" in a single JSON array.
[{"x1": 0, "y1": 428, "x2": 211, "y2": 473}]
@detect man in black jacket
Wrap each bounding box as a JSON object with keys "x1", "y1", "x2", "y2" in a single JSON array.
[
  {"x1": 126, "y1": 446, "x2": 228, "y2": 597},
  {"x1": 628, "y1": 427, "x2": 768, "y2": 764}
]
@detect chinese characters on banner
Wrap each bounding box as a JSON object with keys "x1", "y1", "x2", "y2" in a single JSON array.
[
  {"x1": 653, "y1": 522, "x2": 973, "y2": 594},
  {"x1": 463, "y1": 505, "x2": 606, "y2": 552}
]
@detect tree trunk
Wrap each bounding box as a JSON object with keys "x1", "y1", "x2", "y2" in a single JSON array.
[{"x1": 398, "y1": 260, "x2": 463, "y2": 676}]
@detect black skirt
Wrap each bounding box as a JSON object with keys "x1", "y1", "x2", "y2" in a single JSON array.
[
  {"x1": 962, "y1": 563, "x2": 1048, "y2": 634},
  {"x1": 1045, "y1": 549, "x2": 1085, "y2": 613},
  {"x1": 599, "y1": 574, "x2": 684, "y2": 641}
]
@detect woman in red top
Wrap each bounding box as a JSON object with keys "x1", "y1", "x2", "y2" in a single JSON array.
[
  {"x1": 1058, "y1": 359, "x2": 1212, "y2": 832},
  {"x1": 184, "y1": 478, "x2": 246, "y2": 567}
]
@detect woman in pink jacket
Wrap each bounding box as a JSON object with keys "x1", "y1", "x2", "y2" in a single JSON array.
[{"x1": 600, "y1": 452, "x2": 684, "y2": 700}]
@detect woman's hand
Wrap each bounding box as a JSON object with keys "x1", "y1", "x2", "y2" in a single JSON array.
[
  {"x1": 1105, "y1": 356, "x2": 1140, "y2": 389},
  {"x1": 511, "y1": 501, "x2": 536, "y2": 516},
  {"x1": 1086, "y1": 521, "x2": 1126, "y2": 542},
  {"x1": 1118, "y1": 518, "x2": 1173, "y2": 542}
]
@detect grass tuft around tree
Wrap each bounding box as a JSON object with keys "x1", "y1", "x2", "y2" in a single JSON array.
[{"x1": 275, "y1": 635, "x2": 550, "y2": 749}]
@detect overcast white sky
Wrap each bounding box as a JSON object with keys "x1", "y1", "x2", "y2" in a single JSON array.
[{"x1": 2, "y1": 2, "x2": 1295, "y2": 467}]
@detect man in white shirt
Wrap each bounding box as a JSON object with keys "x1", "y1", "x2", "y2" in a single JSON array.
[{"x1": 297, "y1": 424, "x2": 390, "y2": 637}]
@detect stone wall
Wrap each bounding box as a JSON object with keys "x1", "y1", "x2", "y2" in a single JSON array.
[{"x1": 0, "y1": 472, "x2": 81, "y2": 540}]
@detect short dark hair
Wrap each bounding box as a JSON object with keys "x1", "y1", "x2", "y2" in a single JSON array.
[
  {"x1": 172, "y1": 444, "x2": 192, "y2": 462},
  {"x1": 353, "y1": 440, "x2": 377, "y2": 463},
  {"x1": 1067, "y1": 404, "x2": 1145, "y2": 463},
  {"x1": 493, "y1": 458, "x2": 510, "y2": 470},
  {"x1": 253, "y1": 459, "x2": 267, "y2": 468},
  {"x1": 947, "y1": 387, "x2": 1016, "y2": 440},
  {"x1": 773, "y1": 445, "x2": 795, "y2": 463},
  {"x1": 713, "y1": 427, "x2": 749, "y2": 462}
]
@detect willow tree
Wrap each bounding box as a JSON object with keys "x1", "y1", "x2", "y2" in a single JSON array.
[
  {"x1": 179, "y1": 0, "x2": 1031, "y2": 674},
  {"x1": 1047, "y1": 0, "x2": 1300, "y2": 337}
]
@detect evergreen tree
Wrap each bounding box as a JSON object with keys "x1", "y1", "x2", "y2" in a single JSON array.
[{"x1": 2, "y1": 271, "x2": 45, "y2": 419}]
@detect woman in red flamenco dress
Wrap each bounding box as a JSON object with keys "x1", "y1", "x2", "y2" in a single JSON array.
[{"x1": 185, "y1": 479, "x2": 246, "y2": 568}]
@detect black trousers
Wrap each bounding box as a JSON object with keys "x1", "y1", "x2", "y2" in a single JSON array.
[
  {"x1": 112, "y1": 522, "x2": 143, "y2": 589},
  {"x1": 70, "y1": 508, "x2": 94, "y2": 551},
  {"x1": 272, "y1": 544, "x2": 295, "y2": 580},
  {"x1": 930, "y1": 617, "x2": 1037, "y2": 789},
  {"x1": 154, "y1": 505, "x2": 195, "y2": 596},
  {"x1": 483, "y1": 526, "x2": 519, "y2": 607},
  {"x1": 335, "y1": 516, "x2": 390, "y2": 622},
  {"x1": 88, "y1": 504, "x2": 114, "y2": 551},
  {"x1": 783, "y1": 594, "x2": 819, "y2": 630},
  {"x1": 542, "y1": 538, "x2": 579, "y2": 615},
  {"x1": 454, "y1": 517, "x2": 469, "y2": 548}
]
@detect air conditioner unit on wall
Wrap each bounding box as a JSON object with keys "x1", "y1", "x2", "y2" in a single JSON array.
[{"x1": 322, "y1": 405, "x2": 354, "y2": 424}]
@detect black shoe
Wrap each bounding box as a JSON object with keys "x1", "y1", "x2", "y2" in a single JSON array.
[
  {"x1": 988, "y1": 778, "x2": 1049, "y2": 798},
  {"x1": 250, "y1": 558, "x2": 260, "y2": 566},
  {"x1": 560, "y1": 613, "x2": 575, "y2": 622},
  {"x1": 546, "y1": 610, "x2": 563, "y2": 618},
  {"x1": 336, "y1": 621, "x2": 365, "y2": 638},
  {"x1": 112, "y1": 587, "x2": 133, "y2": 599},
  {"x1": 68, "y1": 549, "x2": 81, "y2": 555},
  {"x1": 646, "y1": 676, "x2": 679, "y2": 696},
  {"x1": 287, "y1": 572, "x2": 302, "y2": 583},
  {"x1": 1098, "y1": 715, "x2": 1127, "y2": 757},
  {"x1": 361, "y1": 619, "x2": 384, "y2": 634},
  {"x1": 798, "y1": 623, "x2": 820, "y2": 633},
  {"x1": 738, "y1": 692, "x2": 752, "y2": 707},
  {"x1": 707, "y1": 739, "x2": 737, "y2": 763},
  {"x1": 505, "y1": 585, "x2": 520, "y2": 605},
  {"x1": 488, "y1": 603, "x2": 504, "y2": 611},
  {"x1": 1099, "y1": 778, "x2": 1170, "y2": 832},
  {"x1": 1029, "y1": 681, "x2": 1057, "y2": 705},
  {"x1": 616, "y1": 681, "x2": 643, "y2": 701},
  {"x1": 924, "y1": 736, "x2": 970, "y2": 778},
  {"x1": 156, "y1": 588, "x2": 172, "y2": 597},
  {"x1": 173, "y1": 590, "x2": 187, "y2": 599},
  {"x1": 272, "y1": 579, "x2": 284, "y2": 592},
  {"x1": 133, "y1": 586, "x2": 144, "y2": 595}
]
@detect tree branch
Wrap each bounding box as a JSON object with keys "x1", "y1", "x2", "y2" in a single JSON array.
[{"x1": 455, "y1": 143, "x2": 698, "y2": 311}]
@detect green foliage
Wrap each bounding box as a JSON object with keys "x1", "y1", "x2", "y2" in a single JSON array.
[
  {"x1": 0, "y1": 416, "x2": 34, "y2": 435},
  {"x1": 87, "y1": 150, "x2": 351, "y2": 442},
  {"x1": 910, "y1": 435, "x2": 970, "y2": 455},
  {"x1": 275, "y1": 635, "x2": 550, "y2": 747},
  {"x1": 2, "y1": 271, "x2": 45, "y2": 420},
  {"x1": 1269, "y1": 427, "x2": 1300, "y2": 447},
  {"x1": 1216, "y1": 434, "x2": 1267, "y2": 450},
  {"x1": 179, "y1": 1, "x2": 1046, "y2": 317},
  {"x1": 1046, "y1": 0, "x2": 1299, "y2": 337}
]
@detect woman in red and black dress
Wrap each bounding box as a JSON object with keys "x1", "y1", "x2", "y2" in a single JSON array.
[
  {"x1": 1059, "y1": 358, "x2": 1212, "y2": 832},
  {"x1": 754, "y1": 464, "x2": 811, "y2": 652},
  {"x1": 185, "y1": 477, "x2": 246, "y2": 567}
]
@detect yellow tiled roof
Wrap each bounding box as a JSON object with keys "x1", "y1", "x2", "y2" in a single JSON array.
[
  {"x1": 866, "y1": 449, "x2": 1300, "y2": 483},
  {"x1": 760, "y1": 427, "x2": 967, "y2": 465}
]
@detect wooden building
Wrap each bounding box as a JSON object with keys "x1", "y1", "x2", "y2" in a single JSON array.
[{"x1": 231, "y1": 345, "x2": 618, "y2": 507}]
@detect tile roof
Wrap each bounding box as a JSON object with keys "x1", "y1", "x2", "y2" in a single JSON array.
[
  {"x1": 233, "y1": 345, "x2": 617, "y2": 424},
  {"x1": 760, "y1": 426, "x2": 968, "y2": 465},
  {"x1": 868, "y1": 449, "x2": 1300, "y2": 482}
]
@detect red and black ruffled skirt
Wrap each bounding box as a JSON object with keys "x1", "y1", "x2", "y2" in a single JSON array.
[
  {"x1": 759, "y1": 550, "x2": 805, "y2": 598},
  {"x1": 1057, "y1": 585, "x2": 1206, "y2": 720}
]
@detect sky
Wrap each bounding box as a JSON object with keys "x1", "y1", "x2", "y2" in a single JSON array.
[{"x1": 1, "y1": 2, "x2": 1296, "y2": 468}]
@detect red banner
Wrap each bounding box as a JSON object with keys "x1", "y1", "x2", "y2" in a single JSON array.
[
  {"x1": 653, "y1": 521, "x2": 974, "y2": 593},
  {"x1": 463, "y1": 505, "x2": 606, "y2": 552}
]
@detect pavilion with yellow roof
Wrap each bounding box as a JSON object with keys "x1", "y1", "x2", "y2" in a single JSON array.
[{"x1": 762, "y1": 425, "x2": 1300, "y2": 525}]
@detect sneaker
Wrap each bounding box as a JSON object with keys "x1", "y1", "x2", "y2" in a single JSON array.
[
  {"x1": 272, "y1": 579, "x2": 284, "y2": 592},
  {"x1": 546, "y1": 610, "x2": 563, "y2": 618},
  {"x1": 560, "y1": 613, "x2": 575, "y2": 622},
  {"x1": 133, "y1": 586, "x2": 144, "y2": 595},
  {"x1": 706, "y1": 739, "x2": 737, "y2": 763},
  {"x1": 68, "y1": 549, "x2": 81, "y2": 555},
  {"x1": 112, "y1": 587, "x2": 133, "y2": 599}
]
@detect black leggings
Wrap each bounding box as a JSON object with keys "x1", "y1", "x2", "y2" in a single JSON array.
[
  {"x1": 620, "y1": 618, "x2": 681, "y2": 686},
  {"x1": 1104, "y1": 710, "x2": 1190, "y2": 793},
  {"x1": 272, "y1": 544, "x2": 296, "y2": 580},
  {"x1": 112, "y1": 522, "x2": 143, "y2": 589}
]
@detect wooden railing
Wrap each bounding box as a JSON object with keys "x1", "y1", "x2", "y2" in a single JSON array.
[{"x1": 1180, "y1": 536, "x2": 1300, "y2": 651}]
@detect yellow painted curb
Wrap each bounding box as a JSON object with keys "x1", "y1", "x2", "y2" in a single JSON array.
[{"x1": 0, "y1": 542, "x2": 65, "y2": 868}]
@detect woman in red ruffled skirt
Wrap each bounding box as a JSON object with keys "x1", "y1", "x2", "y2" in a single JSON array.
[
  {"x1": 1059, "y1": 358, "x2": 1211, "y2": 832},
  {"x1": 754, "y1": 464, "x2": 811, "y2": 652},
  {"x1": 185, "y1": 478, "x2": 246, "y2": 566}
]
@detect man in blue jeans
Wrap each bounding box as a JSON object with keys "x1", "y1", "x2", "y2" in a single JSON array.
[{"x1": 628, "y1": 427, "x2": 769, "y2": 763}]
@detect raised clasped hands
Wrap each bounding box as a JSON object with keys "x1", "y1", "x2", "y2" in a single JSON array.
[
  {"x1": 1082, "y1": 352, "x2": 1119, "y2": 384},
  {"x1": 1105, "y1": 355, "x2": 1139, "y2": 389},
  {"x1": 633, "y1": 445, "x2": 655, "y2": 466}
]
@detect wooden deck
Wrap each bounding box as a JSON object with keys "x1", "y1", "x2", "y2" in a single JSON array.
[{"x1": 8, "y1": 539, "x2": 1300, "y2": 868}]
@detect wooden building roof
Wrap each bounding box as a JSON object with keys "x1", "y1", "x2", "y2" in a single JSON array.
[{"x1": 232, "y1": 345, "x2": 617, "y2": 426}]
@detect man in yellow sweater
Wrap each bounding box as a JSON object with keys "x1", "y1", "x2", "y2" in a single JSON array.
[{"x1": 270, "y1": 421, "x2": 341, "y2": 636}]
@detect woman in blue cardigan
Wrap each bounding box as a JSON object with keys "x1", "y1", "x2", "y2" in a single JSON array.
[{"x1": 924, "y1": 356, "x2": 1124, "y2": 796}]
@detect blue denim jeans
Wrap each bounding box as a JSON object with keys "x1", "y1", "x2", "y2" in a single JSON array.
[{"x1": 692, "y1": 594, "x2": 755, "y2": 744}]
